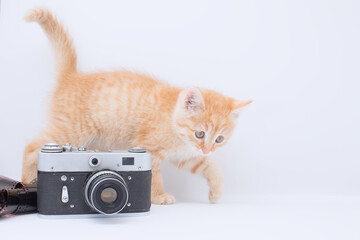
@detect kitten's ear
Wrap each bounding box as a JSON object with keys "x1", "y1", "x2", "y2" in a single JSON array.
[
  {"x1": 182, "y1": 87, "x2": 205, "y2": 114},
  {"x1": 231, "y1": 100, "x2": 252, "y2": 119}
]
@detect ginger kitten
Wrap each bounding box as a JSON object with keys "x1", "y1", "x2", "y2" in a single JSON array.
[{"x1": 22, "y1": 8, "x2": 251, "y2": 204}]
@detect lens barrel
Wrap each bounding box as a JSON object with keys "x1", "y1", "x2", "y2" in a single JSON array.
[
  {"x1": 85, "y1": 171, "x2": 128, "y2": 215},
  {"x1": 0, "y1": 176, "x2": 37, "y2": 217}
]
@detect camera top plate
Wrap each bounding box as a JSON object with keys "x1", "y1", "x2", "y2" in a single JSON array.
[{"x1": 38, "y1": 143, "x2": 152, "y2": 172}]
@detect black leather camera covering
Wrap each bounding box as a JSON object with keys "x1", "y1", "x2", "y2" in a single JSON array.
[{"x1": 37, "y1": 170, "x2": 151, "y2": 215}]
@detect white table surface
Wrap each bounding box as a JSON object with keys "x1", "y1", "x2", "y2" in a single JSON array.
[{"x1": 2, "y1": 195, "x2": 359, "y2": 240}]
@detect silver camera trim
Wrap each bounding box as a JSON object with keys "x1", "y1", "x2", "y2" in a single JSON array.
[{"x1": 37, "y1": 143, "x2": 152, "y2": 172}]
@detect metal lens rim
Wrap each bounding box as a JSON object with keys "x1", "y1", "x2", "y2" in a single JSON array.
[
  {"x1": 90, "y1": 178, "x2": 128, "y2": 215},
  {"x1": 84, "y1": 171, "x2": 128, "y2": 215}
]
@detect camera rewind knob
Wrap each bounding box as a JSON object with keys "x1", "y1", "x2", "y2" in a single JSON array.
[{"x1": 41, "y1": 142, "x2": 63, "y2": 153}]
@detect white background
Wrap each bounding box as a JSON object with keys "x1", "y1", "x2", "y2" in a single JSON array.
[{"x1": 1, "y1": 0, "x2": 360, "y2": 239}]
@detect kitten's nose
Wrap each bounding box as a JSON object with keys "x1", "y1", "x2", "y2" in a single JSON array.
[{"x1": 202, "y1": 148, "x2": 210, "y2": 154}]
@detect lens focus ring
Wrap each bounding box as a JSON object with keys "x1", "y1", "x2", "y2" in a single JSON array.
[{"x1": 84, "y1": 171, "x2": 128, "y2": 215}]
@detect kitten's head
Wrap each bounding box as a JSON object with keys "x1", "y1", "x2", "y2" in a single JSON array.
[{"x1": 173, "y1": 87, "x2": 251, "y2": 156}]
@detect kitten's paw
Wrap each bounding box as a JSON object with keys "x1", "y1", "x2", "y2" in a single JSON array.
[
  {"x1": 208, "y1": 177, "x2": 223, "y2": 203},
  {"x1": 151, "y1": 193, "x2": 176, "y2": 205},
  {"x1": 209, "y1": 189, "x2": 222, "y2": 203}
]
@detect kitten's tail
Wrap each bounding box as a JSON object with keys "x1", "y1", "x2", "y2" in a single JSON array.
[{"x1": 25, "y1": 8, "x2": 77, "y2": 79}]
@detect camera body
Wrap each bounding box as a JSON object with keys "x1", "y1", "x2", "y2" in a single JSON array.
[{"x1": 37, "y1": 143, "x2": 152, "y2": 215}]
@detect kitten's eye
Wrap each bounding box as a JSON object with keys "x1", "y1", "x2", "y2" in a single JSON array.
[
  {"x1": 195, "y1": 131, "x2": 205, "y2": 139},
  {"x1": 216, "y1": 136, "x2": 224, "y2": 143}
]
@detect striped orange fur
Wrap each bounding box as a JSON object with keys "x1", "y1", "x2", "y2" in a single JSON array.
[{"x1": 22, "y1": 8, "x2": 252, "y2": 204}]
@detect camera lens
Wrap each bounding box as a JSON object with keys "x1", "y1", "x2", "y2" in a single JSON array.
[
  {"x1": 84, "y1": 171, "x2": 128, "y2": 215},
  {"x1": 101, "y1": 188, "x2": 117, "y2": 204}
]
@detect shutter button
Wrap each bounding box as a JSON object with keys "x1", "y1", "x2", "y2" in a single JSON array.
[{"x1": 78, "y1": 146, "x2": 87, "y2": 151}]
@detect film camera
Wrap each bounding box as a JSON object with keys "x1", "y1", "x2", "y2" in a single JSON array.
[
  {"x1": 37, "y1": 143, "x2": 152, "y2": 215},
  {"x1": 0, "y1": 143, "x2": 152, "y2": 217}
]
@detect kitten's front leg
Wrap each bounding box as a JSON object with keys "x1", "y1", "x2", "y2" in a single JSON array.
[
  {"x1": 179, "y1": 157, "x2": 223, "y2": 203},
  {"x1": 151, "y1": 155, "x2": 176, "y2": 205}
]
